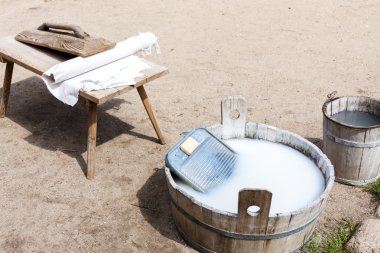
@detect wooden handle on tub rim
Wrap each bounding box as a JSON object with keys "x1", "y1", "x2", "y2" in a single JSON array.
[
  {"x1": 237, "y1": 188, "x2": 272, "y2": 233},
  {"x1": 221, "y1": 95, "x2": 247, "y2": 139}
]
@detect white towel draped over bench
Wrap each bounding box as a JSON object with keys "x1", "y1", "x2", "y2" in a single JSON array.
[{"x1": 41, "y1": 32, "x2": 159, "y2": 106}]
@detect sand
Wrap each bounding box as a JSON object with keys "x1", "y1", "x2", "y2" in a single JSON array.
[{"x1": 0, "y1": 0, "x2": 379, "y2": 252}]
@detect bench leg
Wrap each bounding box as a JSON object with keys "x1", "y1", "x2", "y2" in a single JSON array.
[
  {"x1": 0, "y1": 61, "x2": 14, "y2": 118},
  {"x1": 137, "y1": 85, "x2": 166, "y2": 145},
  {"x1": 87, "y1": 101, "x2": 98, "y2": 179}
]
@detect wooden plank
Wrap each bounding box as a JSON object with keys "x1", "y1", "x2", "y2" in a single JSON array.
[
  {"x1": 175, "y1": 189, "x2": 196, "y2": 221},
  {"x1": 369, "y1": 98, "x2": 380, "y2": 116},
  {"x1": 267, "y1": 236, "x2": 292, "y2": 252},
  {"x1": 193, "y1": 219, "x2": 217, "y2": 252},
  {"x1": 221, "y1": 95, "x2": 247, "y2": 139},
  {"x1": 326, "y1": 99, "x2": 332, "y2": 116},
  {"x1": 359, "y1": 127, "x2": 380, "y2": 180},
  {"x1": 338, "y1": 96, "x2": 348, "y2": 113},
  {"x1": 80, "y1": 60, "x2": 168, "y2": 104},
  {"x1": 331, "y1": 98, "x2": 341, "y2": 115},
  {"x1": 362, "y1": 98, "x2": 380, "y2": 180},
  {"x1": 0, "y1": 61, "x2": 14, "y2": 117},
  {"x1": 256, "y1": 124, "x2": 269, "y2": 140},
  {"x1": 174, "y1": 190, "x2": 210, "y2": 251},
  {"x1": 231, "y1": 238, "x2": 265, "y2": 253},
  {"x1": 276, "y1": 129, "x2": 292, "y2": 147},
  {"x1": 0, "y1": 36, "x2": 70, "y2": 75},
  {"x1": 264, "y1": 212, "x2": 292, "y2": 252},
  {"x1": 209, "y1": 209, "x2": 237, "y2": 233},
  {"x1": 317, "y1": 148, "x2": 329, "y2": 178},
  {"x1": 206, "y1": 124, "x2": 223, "y2": 138},
  {"x1": 196, "y1": 204, "x2": 217, "y2": 250},
  {"x1": 263, "y1": 237, "x2": 288, "y2": 253},
  {"x1": 265, "y1": 203, "x2": 321, "y2": 252},
  {"x1": 265, "y1": 125, "x2": 278, "y2": 143},
  {"x1": 358, "y1": 97, "x2": 380, "y2": 180},
  {"x1": 190, "y1": 198, "x2": 204, "y2": 222},
  {"x1": 164, "y1": 167, "x2": 178, "y2": 202},
  {"x1": 86, "y1": 101, "x2": 97, "y2": 179},
  {"x1": 356, "y1": 96, "x2": 371, "y2": 112},
  {"x1": 346, "y1": 96, "x2": 363, "y2": 112},
  {"x1": 284, "y1": 223, "x2": 315, "y2": 252},
  {"x1": 167, "y1": 171, "x2": 215, "y2": 250},
  {"x1": 265, "y1": 213, "x2": 291, "y2": 234},
  {"x1": 245, "y1": 122, "x2": 258, "y2": 138},
  {"x1": 322, "y1": 116, "x2": 332, "y2": 153},
  {"x1": 136, "y1": 85, "x2": 166, "y2": 144},
  {"x1": 287, "y1": 201, "x2": 322, "y2": 232},
  {"x1": 170, "y1": 204, "x2": 201, "y2": 250}
]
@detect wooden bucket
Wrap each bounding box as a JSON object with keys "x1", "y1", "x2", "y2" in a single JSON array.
[
  {"x1": 165, "y1": 96, "x2": 334, "y2": 253},
  {"x1": 322, "y1": 96, "x2": 380, "y2": 185}
]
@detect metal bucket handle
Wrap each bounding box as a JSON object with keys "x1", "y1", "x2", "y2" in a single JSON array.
[
  {"x1": 221, "y1": 95, "x2": 247, "y2": 139},
  {"x1": 237, "y1": 188, "x2": 272, "y2": 233}
]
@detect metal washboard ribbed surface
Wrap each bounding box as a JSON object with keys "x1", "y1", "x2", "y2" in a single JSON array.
[{"x1": 165, "y1": 128, "x2": 237, "y2": 192}]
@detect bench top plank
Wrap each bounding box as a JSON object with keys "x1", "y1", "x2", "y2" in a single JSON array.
[
  {"x1": 79, "y1": 60, "x2": 168, "y2": 104},
  {"x1": 0, "y1": 36, "x2": 71, "y2": 74},
  {"x1": 0, "y1": 36, "x2": 168, "y2": 104}
]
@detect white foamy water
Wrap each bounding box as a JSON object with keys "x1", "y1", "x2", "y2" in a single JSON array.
[{"x1": 174, "y1": 138, "x2": 325, "y2": 214}]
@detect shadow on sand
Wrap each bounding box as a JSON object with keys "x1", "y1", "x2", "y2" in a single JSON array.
[
  {"x1": 306, "y1": 137, "x2": 323, "y2": 150},
  {"x1": 136, "y1": 167, "x2": 187, "y2": 246},
  {"x1": 1, "y1": 76, "x2": 159, "y2": 176}
]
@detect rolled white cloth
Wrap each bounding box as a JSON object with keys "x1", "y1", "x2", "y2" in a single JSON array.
[{"x1": 41, "y1": 32, "x2": 159, "y2": 106}]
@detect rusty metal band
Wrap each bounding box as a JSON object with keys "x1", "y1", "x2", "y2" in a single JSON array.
[
  {"x1": 325, "y1": 129, "x2": 380, "y2": 148},
  {"x1": 170, "y1": 197, "x2": 320, "y2": 240}
]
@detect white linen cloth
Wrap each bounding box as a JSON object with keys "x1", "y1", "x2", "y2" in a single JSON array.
[{"x1": 41, "y1": 32, "x2": 159, "y2": 106}]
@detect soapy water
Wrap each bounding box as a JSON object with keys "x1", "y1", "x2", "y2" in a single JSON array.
[
  {"x1": 174, "y1": 138, "x2": 325, "y2": 214},
  {"x1": 331, "y1": 111, "x2": 380, "y2": 127}
]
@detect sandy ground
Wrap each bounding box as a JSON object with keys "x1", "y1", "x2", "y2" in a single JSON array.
[{"x1": 0, "y1": 0, "x2": 379, "y2": 252}]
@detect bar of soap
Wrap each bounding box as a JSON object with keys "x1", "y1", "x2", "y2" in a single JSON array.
[{"x1": 180, "y1": 137, "x2": 199, "y2": 155}]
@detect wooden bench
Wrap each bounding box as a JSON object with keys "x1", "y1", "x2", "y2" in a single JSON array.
[{"x1": 0, "y1": 36, "x2": 168, "y2": 179}]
